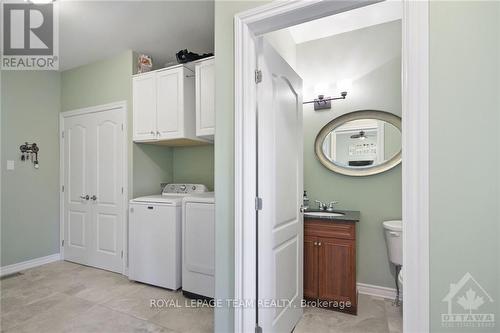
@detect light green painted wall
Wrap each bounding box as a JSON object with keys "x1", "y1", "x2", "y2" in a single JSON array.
[
  {"x1": 1, "y1": 71, "x2": 61, "y2": 266},
  {"x1": 429, "y1": 2, "x2": 499, "y2": 331},
  {"x1": 60, "y1": 50, "x2": 174, "y2": 198},
  {"x1": 173, "y1": 146, "x2": 214, "y2": 191},
  {"x1": 298, "y1": 21, "x2": 402, "y2": 289},
  {"x1": 214, "y1": 1, "x2": 270, "y2": 331}
]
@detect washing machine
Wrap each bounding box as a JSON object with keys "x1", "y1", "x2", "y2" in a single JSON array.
[
  {"x1": 182, "y1": 192, "x2": 215, "y2": 298},
  {"x1": 128, "y1": 184, "x2": 207, "y2": 290}
]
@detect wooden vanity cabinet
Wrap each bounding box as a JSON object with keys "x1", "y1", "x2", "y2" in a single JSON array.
[{"x1": 304, "y1": 218, "x2": 357, "y2": 314}]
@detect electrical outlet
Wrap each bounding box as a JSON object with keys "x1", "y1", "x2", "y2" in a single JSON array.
[{"x1": 7, "y1": 160, "x2": 14, "y2": 170}]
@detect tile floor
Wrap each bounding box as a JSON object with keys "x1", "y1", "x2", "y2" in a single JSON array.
[{"x1": 0, "y1": 261, "x2": 402, "y2": 333}]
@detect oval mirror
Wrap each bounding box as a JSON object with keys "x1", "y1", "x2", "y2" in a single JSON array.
[{"x1": 315, "y1": 110, "x2": 401, "y2": 176}]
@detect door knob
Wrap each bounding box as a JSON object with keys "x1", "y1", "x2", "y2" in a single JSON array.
[
  {"x1": 314, "y1": 241, "x2": 318, "y2": 246},
  {"x1": 318, "y1": 242, "x2": 322, "y2": 246},
  {"x1": 91, "y1": 195, "x2": 97, "y2": 201},
  {"x1": 80, "y1": 195, "x2": 89, "y2": 200}
]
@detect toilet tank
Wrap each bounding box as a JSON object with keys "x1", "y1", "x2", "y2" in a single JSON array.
[{"x1": 383, "y1": 220, "x2": 402, "y2": 266}]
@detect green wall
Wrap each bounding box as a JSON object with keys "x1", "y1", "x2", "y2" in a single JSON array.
[
  {"x1": 429, "y1": 1, "x2": 499, "y2": 331},
  {"x1": 61, "y1": 50, "x2": 174, "y2": 198},
  {"x1": 173, "y1": 146, "x2": 214, "y2": 190},
  {"x1": 1, "y1": 71, "x2": 61, "y2": 266},
  {"x1": 298, "y1": 21, "x2": 402, "y2": 289}
]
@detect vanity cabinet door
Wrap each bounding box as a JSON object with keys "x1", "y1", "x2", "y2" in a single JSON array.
[
  {"x1": 318, "y1": 237, "x2": 357, "y2": 311},
  {"x1": 303, "y1": 235, "x2": 319, "y2": 299}
]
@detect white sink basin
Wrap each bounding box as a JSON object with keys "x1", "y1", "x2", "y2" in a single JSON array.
[{"x1": 304, "y1": 211, "x2": 345, "y2": 218}]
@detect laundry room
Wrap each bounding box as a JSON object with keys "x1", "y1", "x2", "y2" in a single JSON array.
[{"x1": 1, "y1": 1, "x2": 216, "y2": 332}]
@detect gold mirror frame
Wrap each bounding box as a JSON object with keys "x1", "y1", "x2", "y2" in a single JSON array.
[{"x1": 314, "y1": 110, "x2": 402, "y2": 177}]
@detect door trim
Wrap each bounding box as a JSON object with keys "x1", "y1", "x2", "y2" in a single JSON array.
[
  {"x1": 233, "y1": 1, "x2": 429, "y2": 332},
  {"x1": 59, "y1": 101, "x2": 128, "y2": 274}
]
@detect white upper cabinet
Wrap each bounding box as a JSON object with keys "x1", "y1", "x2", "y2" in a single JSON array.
[
  {"x1": 133, "y1": 64, "x2": 203, "y2": 145},
  {"x1": 132, "y1": 72, "x2": 157, "y2": 141},
  {"x1": 195, "y1": 57, "x2": 215, "y2": 139}
]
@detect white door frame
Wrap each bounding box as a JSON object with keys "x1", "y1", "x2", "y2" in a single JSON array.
[
  {"x1": 59, "y1": 101, "x2": 129, "y2": 274},
  {"x1": 234, "y1": 1, "x2": 429, "y2": 332}
]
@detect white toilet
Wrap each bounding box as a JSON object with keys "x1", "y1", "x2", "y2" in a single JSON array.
[{"x1": 383, "y1": 220, "x2": 403, "y2": 304}]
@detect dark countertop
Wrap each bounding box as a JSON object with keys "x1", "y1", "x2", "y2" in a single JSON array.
[{"x1": 303, "y1": 209, "x2": 360, "y2": 223}]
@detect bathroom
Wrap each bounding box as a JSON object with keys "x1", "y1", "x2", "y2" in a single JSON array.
[{"x1": 261, "y1": 2, "x2": 404, "y2": 331}]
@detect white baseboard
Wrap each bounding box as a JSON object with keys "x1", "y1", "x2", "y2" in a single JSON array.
[
  {"x1": 357, "y1": 282, "x2": 402, "y2": 300},
  {"x1": 0, "y1": 253, "x2": 61, "y2": 277}
]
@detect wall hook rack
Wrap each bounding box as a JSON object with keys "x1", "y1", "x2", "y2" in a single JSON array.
[{"x1": 19, "y1": 142, "x2": 40, "y2": 169}]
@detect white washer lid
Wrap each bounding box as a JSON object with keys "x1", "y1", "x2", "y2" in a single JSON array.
[
  {"x1": 383, "y1": 220, "x2": 402, "y2": 232},
  {"x1": 131, "y1": 194, "x2": 184, "y2": 206},
  {"x1": 182, "y1": 192, "x2": 215, "y2": 204}
]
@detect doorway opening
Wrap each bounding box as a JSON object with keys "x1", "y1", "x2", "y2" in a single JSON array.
[{"x1": 234, "y1": 1, "x2": 429, "y2": 332}]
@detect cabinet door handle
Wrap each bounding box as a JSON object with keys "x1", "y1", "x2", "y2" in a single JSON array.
[
  {"x1": 314, "y1": 241, "x2": 318, "y2": 246},
  {"x1": 156, "y1": 131, "x2": 161, "y2": 137},
  {"x1": 150, "y1": 130, "x2": 155, "y2": 135},
  {"x1": 318, "y1": 242, "x2": 322, "y2": 246}
]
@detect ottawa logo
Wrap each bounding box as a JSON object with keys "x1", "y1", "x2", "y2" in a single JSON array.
[{"x1": 441, "y1": 272, "x2": 495, "y2": 328}]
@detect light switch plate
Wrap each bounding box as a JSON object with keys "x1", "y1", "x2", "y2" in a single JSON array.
[{"x1": 7, "y1": 160, "x2": 15, "y2": 170}]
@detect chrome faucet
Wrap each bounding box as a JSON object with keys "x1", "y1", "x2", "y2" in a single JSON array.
[
  {"x1": 315, "y1": 200, "x2": 339, "y2": 211},
  {"x1": 327, "y1": 201, "x2": 339, "y2": 212},
  {"x1": 315, "y1": 200, "x2": 327, "y2": 211}
]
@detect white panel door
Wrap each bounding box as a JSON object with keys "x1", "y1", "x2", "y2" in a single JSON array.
[
  {"x1": 90, "y1": 108, "x2": 124, "y2": 272},
  {"x1": 63, "y1": 106, "x2": 125, "y2": 273},
  {"x1": 195, "y1": 58, "x2": 215, "y2": 137},
  {"x1": 133, "y1": 73, "x2": 157, "y2": 141},
  {"x1": 257, "y1": 38, "x2": 303, "y2": 333},
  {"x1": 64, "y1": 114, "x2": 92, "y2": 265},
  {"x1": 156, "y1": 68, "x2": 183, "y2": 139}
]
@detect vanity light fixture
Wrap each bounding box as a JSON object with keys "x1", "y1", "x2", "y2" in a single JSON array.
[{"x1": 303, "y1": 91, "x2": 347, "y2": 111}]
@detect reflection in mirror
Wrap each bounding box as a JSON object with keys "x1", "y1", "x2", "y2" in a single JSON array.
[
  {"x1": 314, "y1": 110, "x2": 402, "y2": 176},
  {"x1": 321, "y1": 119, "x2": 401, "y2": 168}
]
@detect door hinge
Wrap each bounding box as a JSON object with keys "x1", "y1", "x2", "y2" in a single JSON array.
[
  {"x1": 255, "y1": 325, "x2": 262, "y2": 333},
  {"x1": 61, "y1": 131, "x2": 64, "y2": 139},
  {"x1": 121, "y1": 250, "x2": 123, "y2": 258},
  {"x1": 255, "y1": 197, "x2": 263, "y2": 211},
  {"x1": 61, "y1": 240, "x2": 65, "y2": 247},
  {"x1": 255, "y1": 69, "x2": 262, "y2": 84},
  {"x1": 61, "y1": 185, "x2": 65, "y2": 192}
]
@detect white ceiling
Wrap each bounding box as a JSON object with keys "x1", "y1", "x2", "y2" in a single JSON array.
[
  {"x1": 58, "y1": 0, "x2": 214, "y2": 71},
  {"x1": 288, "y1": 1, "x2": 402, "y2": 44}
]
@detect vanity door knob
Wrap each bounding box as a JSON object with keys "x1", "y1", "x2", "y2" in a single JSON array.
[
  {"x1": 318, "y1": 242, "x2": 322, "y2": 246},
  {"x1": 314, "y1": 241, "x2": 318, "y2": 246}
]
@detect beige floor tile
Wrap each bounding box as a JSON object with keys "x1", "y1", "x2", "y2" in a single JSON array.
[
  {"x1": 102, "y1": 284, "x2": 183, "y2": 320},
  {"x1": 2, "y1": 293, "x2": 94, "y2": 333},
  {"x1": 63, "y1": 304, "x2": 177, "y2": 333},
  {"x1": 150, "y1": 303, "x2": 214, "y2": 333}
]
